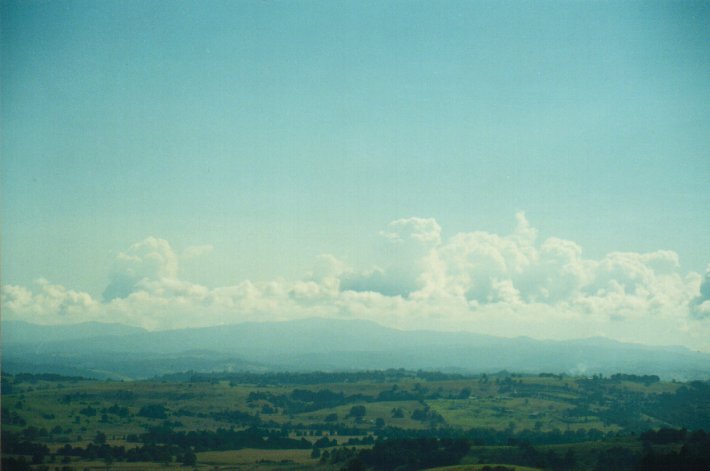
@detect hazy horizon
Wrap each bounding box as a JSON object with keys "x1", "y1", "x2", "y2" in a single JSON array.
[{"x1": 2, "y1": 2, "x2": 709, "y2": 351}]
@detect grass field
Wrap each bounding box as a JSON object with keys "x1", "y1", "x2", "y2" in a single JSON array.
[
  {"x1": 198, "y1": 449, "x2": 315, "y2": 469},
  {"x1": 2, "y1": 371, "x2": 705, "y2": 470}
]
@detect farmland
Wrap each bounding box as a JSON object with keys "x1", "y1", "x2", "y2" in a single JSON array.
[{"x1": 2, "y1": 370, "x2": 709, "y2": 470}]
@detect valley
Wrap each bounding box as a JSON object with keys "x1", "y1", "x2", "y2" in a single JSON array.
[{"x1": 2, "y1": 369, "x2": 709, "y2": 470}]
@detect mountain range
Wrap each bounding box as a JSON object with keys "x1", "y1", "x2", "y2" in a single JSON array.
[{"x1": 2, "y1": 318, "x2": 709, "y2": 380}]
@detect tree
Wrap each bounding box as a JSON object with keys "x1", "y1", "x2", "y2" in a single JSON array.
[
  {"x1": 138, "y1": 404, "x2": 167, "y2": 419},
  {"x1": 342, "y1": 457, "x2": 366, "y2": 471},
  {"x1": 181, "y1": 449, "x2": 196, "y2": 467},
  {"x1": 31, "y1": 450, "x2": 44, "y2": 465},
  {"x1": 325, "y1": 413, "x2": 338, "y2": 422},
  {"x1": 348, "y1": 405, "x2": 366, "y2": 419}
]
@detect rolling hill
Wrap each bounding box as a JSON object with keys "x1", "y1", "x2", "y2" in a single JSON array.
[{"x1": 2, "y1": 318, "x2": 709, "y2": 380}]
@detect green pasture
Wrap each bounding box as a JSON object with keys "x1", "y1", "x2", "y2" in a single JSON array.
[
  {"x1": 2, "y1": 372, "x2": 705, "y2": 470},
  {"x1": 198, "y1": 448, "x2": 315, "y2": 468},
  {"x1": 0, "y1": 373, "x2": 680, "y2": 442}
]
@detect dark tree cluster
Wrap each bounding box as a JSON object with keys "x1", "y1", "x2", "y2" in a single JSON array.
[
  {"x1": 505, "y1": 442, "x2": 577, "y2": 470},
  {"x1": 13, "y1": 373, "x2": 91, "y2": 384},
  {"x1": 1, "y1": 430, "x2": 50, "y2": 465},
  {"x1": 643, "y1": 381, "x2": 710, "y2": 430},
  {"x1": 410, "y1": 406, "x2": 445, "y2": 425},
  {"x1": 210, "y1": 408, "x2": 262, "y2": 426},
  {"x1": 78, "y1": 406, "x2": 97, "y2": 417},
  {"x1": 640, "y1": 427, "x2": 688, "y2": 444},
  {"x1": 636, "y1": 429, "x2": 710, "y2": 471},
  {"x1": 1, "y1": 406, "x2": 27, "y2": 426},
  {"x1": 182, "y1": 369, "x2": 466, "y2": 386},
  {"x1": 136, "y1": 425, "x2": 312, "y2": 452},
  {"x1": 610, "y1": 374, "x2": 660, "y2": 385},
  {"x1": 247, "y1": 388, "x2": 369, "y2": 414},
  {"x1": 138, "y1": 403, "x2": 168, "y2": 419},
  {"x1": 593, "y1": 446, "x2": 640, "y2": 471},
  {"x1": 103, "y1": 403, "x2": 130, "y2": 418},
  {"x1": 331, "y1": 438, "x2": 471, "y2": 471}
]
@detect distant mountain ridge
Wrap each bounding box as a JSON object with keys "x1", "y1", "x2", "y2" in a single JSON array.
[
  {"x1": 2, "y1": 318, "x2": 709, "y2": 381},
  {"x1": 2, "y1": 320, "x2": 147, "y2": 345},
  {"x1": 2, "y1": 318, "x2": 501, "y2": 355}
]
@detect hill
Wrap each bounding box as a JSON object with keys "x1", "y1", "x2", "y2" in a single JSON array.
[{"x1": 2, "y1": 318, "x2": 709, "y2": 380}]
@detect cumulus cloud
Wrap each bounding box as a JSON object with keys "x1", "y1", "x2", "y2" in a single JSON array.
[
  {"x1": 690, "y1": 266, "x2": 710, "y2": 319},
  {"x1": 342, "y1": 217, "x2": 441, "y2": 297},
  {"x1": 103, "y1": 237, "x2": 178, "y2": 301},
  {"x1": 380, "y1": 217, "x2": 442, "y2": 245},
  {"x1": 1, "y1": 279, "x2": 99, "y2": 323},
  {"x1": 2, "y1": 215, "x2": 708, "y2": 350},
  {"x1": 419, "y1": 212, "x2": 542, "y2": 304}
]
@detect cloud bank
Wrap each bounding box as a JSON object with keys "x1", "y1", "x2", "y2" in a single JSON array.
[{"x1": 3, "y1": 213, "x2": 708, "y2": 350}]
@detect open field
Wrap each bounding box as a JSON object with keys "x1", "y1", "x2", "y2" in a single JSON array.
[
  {"x1": 198, "y1": 449, "x2": 316, "y2": 470},
  {"x1": 2, "y1": 370, "x2": 709, "y2": 470}
]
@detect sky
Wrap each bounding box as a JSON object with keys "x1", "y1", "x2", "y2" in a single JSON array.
[{"x1": 2, "y1": 1, "x2": 709, "y2": 350}]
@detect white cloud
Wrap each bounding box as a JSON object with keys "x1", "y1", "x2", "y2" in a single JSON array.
[
  {"x1": 342, "y1": 217, "x2": 442, "y2": 297},
  {"x1": 1, "y1": 279, "x2": 100, "y2": 323},
  {"x1": 103, "y1": 237, "x2": 178, "y2": 301},
  {"x1": 380, "y1": 217, "x2": 442, "y2": 245},
  {"x1": 690, "y1": 266, "x2": 710, "y2": 320},
  {"x1": 2, "y1": 216, "x2": 709, "y2": 350}
]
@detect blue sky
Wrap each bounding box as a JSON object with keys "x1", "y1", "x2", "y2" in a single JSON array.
[{"x1": 2, "y1": 1, "x2": 709, "y2": 348}]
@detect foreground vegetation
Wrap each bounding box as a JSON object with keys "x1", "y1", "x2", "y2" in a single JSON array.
[{"x1": 1, "y1": 370, "x2": 709, "y2": 470}]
